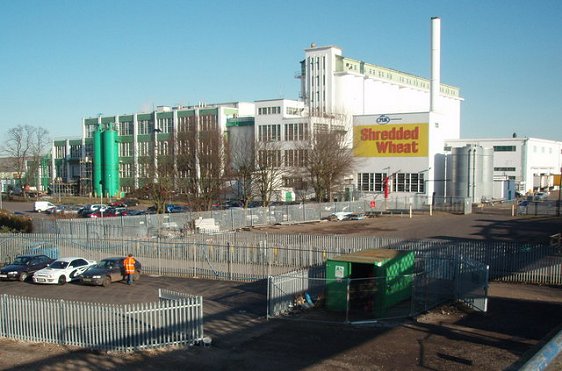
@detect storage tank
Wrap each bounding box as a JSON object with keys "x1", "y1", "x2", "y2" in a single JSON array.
[
  {"x1": 92, "y1": 127, "x2": 102, "y2": 196},
  {"x1": 481, "y1": 147, "x2": 494, "y2": 200},
  {"x1": 102, "y1": 124, "x2": 119, "y2": 197},
  {"x1": 448, "y1": 145, "x2": 494, "y2": 203}
]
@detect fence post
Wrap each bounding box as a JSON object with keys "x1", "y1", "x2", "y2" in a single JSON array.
[
  {"x1": 59, "y1": 299, "x2": 66, "y2": 345},
  {"x1": 0, "y1": 294, "x2": 5, "y2": 336},
  {"x1": 193, "y1": 243, "x2": 197, "y2": 278},
  {"x1": 158, "y1": 238, "x2": 161, "y2": 276},
  {"x1": 227, "y1": 242, "x2": 232, "y2": 281},
  {"x1": 345, "y1": 278, "x2": 350, "y2": 324},
  {"x1": 266, "y1": 275, "x2": 270, "y2": 320},
  {"x1": 265, "y1": 241, "x2": 271, "y2": 279}
]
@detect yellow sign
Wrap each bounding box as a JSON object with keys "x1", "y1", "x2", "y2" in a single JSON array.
[{"x1": 353, "y1": 123, "x2": 428, "y2": 157}]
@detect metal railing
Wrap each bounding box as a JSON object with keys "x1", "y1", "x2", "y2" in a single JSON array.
[
  {"x1": 32, "y1": 196, "x2": 471, "y2": 238},
  {"x1": 0, "y1": 290, "x2": 204, "y2": 351},
  {"x1": 1, "y1": 232, "x2": 560, "y2": 285}
]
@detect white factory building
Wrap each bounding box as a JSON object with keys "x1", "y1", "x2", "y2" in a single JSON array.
[
  {"x1": 324, "y1": 17, "x2": 462, "y2": 200},
  {"x1": 46, "y1": 17, "x2": 561, "y2": 205},
  {"x1": 445, "y1": 137, "x2": 562, "y2": 197}
]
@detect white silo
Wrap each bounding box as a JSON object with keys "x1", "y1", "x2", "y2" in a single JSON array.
[{"x1": 448, "y1": 145, "x2": 494, "y2": 203}]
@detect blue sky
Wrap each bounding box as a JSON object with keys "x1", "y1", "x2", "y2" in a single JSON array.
[{"x1": 1, "y1": 0, "x2": 561, "y2": 142}]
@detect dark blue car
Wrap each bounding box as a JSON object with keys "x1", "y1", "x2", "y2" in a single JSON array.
[{"x1": 0, "y1": 254, "x2": 54, "y2": 282}]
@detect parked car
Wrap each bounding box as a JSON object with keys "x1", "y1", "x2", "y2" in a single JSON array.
[
  {"x1": 534, "y1": 192, "x2": 548, "y2": 201},
  {"x1": 33, "y1": 257, "x2": 96, "y2": 285},
  {"x1": 34, "y1": 201, "x2": 56, "y2": 212},
  {"x1": 87, "y1": 207, "x2": 128, "y2": 218},
  {"x1": 79, "y1": 257, "x2": 142, "y2": 287},
  {"x1": 109, "y1": 198, "x2": 139, "y2": 207},
  {"x1": 126, "y1": 209, "x2": 146, "y2": 216},
  {"x1": 78, "y1": 204, "x2": 108, "y2": 217},
  {"x1": 0, "y1": 254, "x2": 54, "y2": 282},
  {"x1": 45, "y1": 204, "x2": 83, "y2": 215},
  {"x1": 109, "y1": 201, "x2": 128, "y2": 208},
  {"x1": 166, "y1": 204, "x2": 191, "y2": 213}
]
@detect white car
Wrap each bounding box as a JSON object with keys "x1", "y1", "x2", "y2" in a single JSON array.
[{"x1": 33, "y1": 257, "x2": 96, "y2": 285}]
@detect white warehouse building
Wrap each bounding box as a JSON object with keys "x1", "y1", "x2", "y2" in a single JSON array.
[{"x1": 445, "y1": 137, "x2": 562, "y2": 196}]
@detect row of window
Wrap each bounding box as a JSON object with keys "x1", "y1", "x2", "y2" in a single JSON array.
[
  {"x1": 493, "y1": 145, "x2": 516, "y2": 152},
  {"x1": 258, "y1": 106, "x2": 281, "y2": 115},
  {"x1": 257, "y1": 149, "x2": 310, "y2": 168},
  {"x1": 119, "y1": 148, "x2": 310, "y2": 178},
  {"x1": 285, "y1": 107, "x2": 303, "y2": 116},
  {"x1": 258, "y1": 123, "x2": 311, "y2": 142},
  {"x1": 494, "y1": 167, "x2": 516, "y2": 172},
  {"x1": 357, "y1": 172, "x2": 426, "y2": 193}
]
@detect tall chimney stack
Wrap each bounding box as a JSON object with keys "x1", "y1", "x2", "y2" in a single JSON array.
[{"x1": 430, "y1": 17, "x2": 441, "y2": 113}]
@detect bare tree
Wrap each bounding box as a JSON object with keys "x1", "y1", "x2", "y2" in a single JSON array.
[
  {"x1": 300, "y1": 126, "x2": 355, "y2": 202},
  {"x1": 254, "y1": 140, "x2": 286, "y2": 207},
  {"x1": 176, "y1": 118, "x2": 228, "y2": 210},
  {"x1": 228, "y1": 134, "x2": 256, "y2": 207},
  {"x1": 135, "y1": 143, "x2": 176, "y2": 214},
  {"x1": 2, "y1": 125, "x2": 50, "y2": 195}
]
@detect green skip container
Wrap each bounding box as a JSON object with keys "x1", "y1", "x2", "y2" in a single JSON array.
[{"x1": 325, "y1": 249, "x2": 415, "y2": 316}]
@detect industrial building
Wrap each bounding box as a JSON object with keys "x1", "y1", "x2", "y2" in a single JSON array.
[
  {"x1": 49, "y1": 102, "x2": 255, "y2": 197},
  {"x1": 445, "y1": 137, "x2": 562, "y2": 197},
  {"x1": 38, "y1": 17, "x2": 560, "y2": 205},
  {"x1": 43, "y1": 17, "x2": 464, "y2": 201}
]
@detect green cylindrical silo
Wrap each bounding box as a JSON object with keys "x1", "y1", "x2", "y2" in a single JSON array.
[
  {"x1": 102, "y1": 125, "x2": 119, "y2": 197},
  {"x1": 93, "y1": 127, "x2": 103, "y2": 196}
]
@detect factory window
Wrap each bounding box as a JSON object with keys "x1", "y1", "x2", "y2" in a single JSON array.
[
  {"x1": 119, "y1": 142, "x2": 132, "y2": 157},
  {"x1": 494, "y1": 167, "x2": 516, "y2": 172},
  {"x1": 258, "y1": 106, "x2": 281, "y2": 115},
  {"x1": 84, "y1": 143, "x2": 93, "y2": 158},
  {"x1": 55, "y1": 146, "x2": 66, "y2": 159},
  {"x1": 70, "y1": 145, "x2": 81, "y2": 158},
  {"x1": 258, "y1": 124, "x2": 281, "y2": 142},
  {"x1": 284, "y1": 149, "x2": 307, "y2": 167},
  {"x1": 357, "y1": 173, "x2": 388, "y2": 192},
  {"x1": 258, "y1": 149, "x2": 282, "y2": 167},
  {"x1": 137, "y1": 142, "x2": 150, "y2": 156},
  {"x1": 157, "y1": 118, "x2": 173, "y2": 134},
  {"x1": 286, "y1": 107, "x2": 302, "y2": 116},
  {"x1": 86, "y1": 124, "x2": 97, "y2": 138},
  {"x1": 396, "y1": 173, "x2": 406, "y2": 191},
  {"x1": 285, "y1": 123, "x2": 308, "y2": 141},
  {"x1": 358, "y1": 172, "x2": 425, "y2": 193},
  {"x1": 493, "y1": 145, "x2": 516, "y2": 152},
  {"x1": 119, "y1": 163, "x2": 132, "y2": 178},
  {"x1": 157, "y1": 141, "x2": 169, "y2": 155},
  {"x1": 138, "y1": 120, "x2": 154, "y2": 135},
  {"x1": 357, "y1": 173, "x2": 373, "y2": 191},
  {"x1": 119, "y1": 121, "x2": 134, "y2": 136}
]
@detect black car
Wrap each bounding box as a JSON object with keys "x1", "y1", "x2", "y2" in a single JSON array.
[
  {"x1": 0, "y1": 254, "x2": 54, "y2": 282},
  {"x1": 79, "y1": 257, "x2": 142, "y2": 287}
]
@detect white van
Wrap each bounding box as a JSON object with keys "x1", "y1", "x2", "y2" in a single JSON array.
[{"x1": 34, "y1": 201, "x2": 56, "y2": 212}]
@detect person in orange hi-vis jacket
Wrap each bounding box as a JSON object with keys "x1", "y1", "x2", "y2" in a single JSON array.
[{"x1": 123, "y1": 254, "x2": 136, "y2": 285}]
